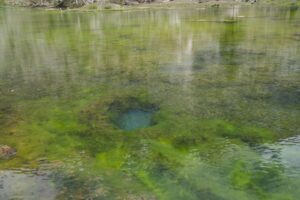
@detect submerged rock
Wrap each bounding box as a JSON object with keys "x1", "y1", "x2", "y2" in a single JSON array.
[{"x1": 0, "y1": 145, "x2": 16, "y2": 160}]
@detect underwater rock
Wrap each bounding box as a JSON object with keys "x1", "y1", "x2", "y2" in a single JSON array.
[{"x1": 0, "y1": 145, "x2": 16, "y2": 160}]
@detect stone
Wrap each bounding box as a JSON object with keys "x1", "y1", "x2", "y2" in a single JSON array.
[{"x1": 0, "y1": 145, "x2": 16, "y2": 160}]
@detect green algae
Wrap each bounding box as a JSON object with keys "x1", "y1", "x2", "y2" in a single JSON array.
[{"x1": 0, "y1": 6, "x2": 300, "y2": 200}]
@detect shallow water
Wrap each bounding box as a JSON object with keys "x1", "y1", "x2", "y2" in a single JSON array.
[
  {"x1": 256, "y1": 135, "x2": 300, "y2": 177},
  {"x1": 0, "y1": 170, "x2": 56, "y2": 200},
  {"x1": 117, "y1": 109, "x2": 154, "y2": 131},
  {"x1": 0, "y1": 5, "x2": 300, "y2": 200}
]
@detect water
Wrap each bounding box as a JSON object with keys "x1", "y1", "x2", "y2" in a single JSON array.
[
  {"x1": 256, "y1": 135, "x2": 300, "y2": 177},
  {"x1": 0, "y1": 5, "x2": 300, "y2": 199},
  {"x1": 0, "y1": 170, "x2": 57, "y2": 200},
  {"x1": 117, "y1": 109, "x2": 154, "y2": 131}
]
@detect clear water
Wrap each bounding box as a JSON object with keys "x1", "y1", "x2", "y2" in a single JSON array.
[
  {"x1": 0, "y1": 170, "x2": 57, "y2": 200},
  {"x1": 0, "y1": 5, "x2": 300, "y2": 200},
  {"x1": 256, "y1": 135, "x2": 300, "y2": 177},
  {"x1": 117, "y1": 109, "x2": 154, "y2": 131}
]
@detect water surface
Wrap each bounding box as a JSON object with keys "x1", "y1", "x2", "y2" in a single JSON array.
[
  {"x1": 117, "y1": 109, "x2": 154, "y2": 131},
  {"x1": 0, "y1": 5, "x2": 300, "y2": 200}
]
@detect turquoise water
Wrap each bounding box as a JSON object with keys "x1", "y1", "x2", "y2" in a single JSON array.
[
  {"x1": 117, "y1": 109, "x2": 154, "y2": 131},
  {"x1": 0, "y1": 5, "x2": 299, "y2": 200}
]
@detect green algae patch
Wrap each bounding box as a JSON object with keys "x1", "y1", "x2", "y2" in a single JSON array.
[
  {"x1": 155, "y1": 117, "x2": 277, "y2": 150},
  {"x1": 95, "y1": 147, "x2": 127, "y2": 170},
  {"x1": 203, "y1": 120, "x2": 277, "y2": 144},
  {"x1": 230, "y1": 161, "x2": 252, "y2": 189}
]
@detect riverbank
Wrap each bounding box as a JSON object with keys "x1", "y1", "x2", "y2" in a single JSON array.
[
  {"x1": 0, "y1": 0, "x2": 240, "y2": 10},
  {"x1": 2, "y1": 0, "x2": 299, "y2": 11}
]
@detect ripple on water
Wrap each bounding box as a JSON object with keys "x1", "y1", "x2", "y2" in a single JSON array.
[{"x1": 255, "y1": 135, "x2": 300, "y2": 177}]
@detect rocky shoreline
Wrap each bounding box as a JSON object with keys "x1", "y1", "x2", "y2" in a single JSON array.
[{"x1": 1, "y1": 0, "x2": 259, "y2": 9}]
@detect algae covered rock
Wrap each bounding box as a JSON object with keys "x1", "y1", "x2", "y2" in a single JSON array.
[{"x1": 0, "y1": 145, "x2": 16, "y2": 160}]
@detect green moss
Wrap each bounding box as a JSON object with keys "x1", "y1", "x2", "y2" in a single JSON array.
[
  {"x1": 206, "y1": 120, "x2": 276, "y2": 144},
  {"x1": 136, "y1": 171, "x2": 167, "y2": 200},
  {"x1": 95, "y1": 147, "x2": 127, "y2": 170},
  {"x1": 230, "y1": 161, "x2": 252, "y2": 189}
]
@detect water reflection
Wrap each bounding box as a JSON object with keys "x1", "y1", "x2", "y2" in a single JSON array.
[
  {"x1": 218, "y1": 21, "x2": 245, "y2": 80},
  {"x1": 0, "y1": 7, "x2": 299, "y2": 92}
]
